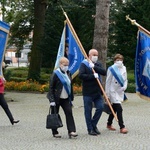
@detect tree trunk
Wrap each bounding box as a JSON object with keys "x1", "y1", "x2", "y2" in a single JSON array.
[
  {"x1": 93, "y1": 0, "x2": 110, "y2": 85},
  {"x1": 28, "y1": 0, "x2": 47, "y2": 81},
  {"x1": 93, "y1": 0, "x2": 110, "y2": 68}
]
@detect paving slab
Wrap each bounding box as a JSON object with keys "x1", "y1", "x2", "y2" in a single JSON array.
[{"x1": 0, "y1": 92, "x2": 150, "y2": 150}]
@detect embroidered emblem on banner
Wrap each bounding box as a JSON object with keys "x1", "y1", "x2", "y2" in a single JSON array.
[{"x1": 142, "y1": 58, "x2": 150, "y2": 80}]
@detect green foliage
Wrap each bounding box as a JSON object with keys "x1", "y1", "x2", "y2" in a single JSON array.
[
  {"x1": 4, "y1": 67, "x2": 136, "y2": 93},
  {"x1": 126, "y1": 70, "x2": 135, "y2": 93},
  {"x1": 4, "y1": 69, "x2": 12, "y2": 81},
  {"x1": 127, "y1": 70, "x2": 135, "y2": 82},
  {"x1": 4, "y1": 0, "x2": 34, "y2": 49},
  {"x1": 9, "y1": 77, "x2": 27, "y2": 82},
  {"x1": 11, "y1": 70, "x2": 28, "y2": 78},
  {"x1": 4, "y1": 67, "x2": 50, "y2": 83},
  {"x1": 6, "y1": 67, "x2": 28, "y2": 78},
  {"x1": 41, "y1": 68, "x2": 53, "y2": 74},
  {"x1": 109, "y1": 0, "x2": 150, "y2": 70},
  {"x1": 40, "y1": 73, "x2": 50, "y2": 79},
  {"x1": 126, "y1": 82, "x2": 135, "y2": 93},
  {"x1": 41, "y1": 0, "x2": 95, "y2": 68}
]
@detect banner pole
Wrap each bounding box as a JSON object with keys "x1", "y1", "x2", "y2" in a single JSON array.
[
  {"x1": 126, "y1": 15, "x2": 150, "y2": 36},
  {"x1": 61, "y1": 7, "x2": 118, "y2": 122}
]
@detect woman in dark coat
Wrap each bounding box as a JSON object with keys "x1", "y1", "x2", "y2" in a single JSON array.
[{"x1": 47, "y1": 57, "x2": 78, "y2": 138}]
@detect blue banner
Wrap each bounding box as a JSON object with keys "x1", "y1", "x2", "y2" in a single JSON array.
[
  {"x1": 0, "y1": 21, "x2": 10, "y2": 76},
  {"x1": 135, "y1": 30, "x2": 150, "y2": 100},
  {"x1": 54, "y1": 27, "x2": 65, "y2": 70},
  {"x1": 54, "y1": 21, "x2": 84, "y2": 78}
]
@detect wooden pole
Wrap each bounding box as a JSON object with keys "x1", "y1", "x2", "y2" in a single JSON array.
[
  {"x1": 126, "y1": 15, "x2": 150, "y2": 36},
  {"x1": 61, "y1": 6, "x2": 118, "y2": 122}
]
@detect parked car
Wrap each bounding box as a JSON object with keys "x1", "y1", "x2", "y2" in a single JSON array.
[
  {"x1": 5, "y1": 57, "x2": 12, "y2": 64},
  {"x1": 23, "y1": 44, "x2": 32, "y2": 49}
]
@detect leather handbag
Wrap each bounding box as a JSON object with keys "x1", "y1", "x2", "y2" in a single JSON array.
[
  {"x1": 46, "y1": 106, "x2": 63, "y2": 129},
  {"x1": 103, "y1": 103, "x2": 112, "y2": 115}
]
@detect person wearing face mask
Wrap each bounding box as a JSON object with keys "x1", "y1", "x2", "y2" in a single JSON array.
[
  {"x1": 47, "y1": 57, "x2": 77, "y2": 138},
  {"x1": 79, "y1": 49, "x2": 106, "y2": 136},
  {"x1": 105, "y1": 54, "x2": 128, "y2": 134}
]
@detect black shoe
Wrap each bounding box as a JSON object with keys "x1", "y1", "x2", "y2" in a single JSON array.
[
  {"x1": 11, "y1": 120, "x2": 19, "y2": 125},
  {"x1": 88, "y1": 130, "x2": 97, "y2": 136},
  {"x1": 93, "y1": 127, "x2": 101, "y2": 135}
]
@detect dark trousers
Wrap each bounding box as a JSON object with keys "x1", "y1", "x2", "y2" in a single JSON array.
[
  {"x1": 107, "y1": 103, "x2": 125, "y2": 129},
  {"x1": 83, "y1": 95, "x2": 104, "y2": 132},
  {"x1": 0, "y1": 94, "x2": 14, "y2": 124},
  {"x1": 51, "y1": 98, "x2": 76, "y2": 135}
]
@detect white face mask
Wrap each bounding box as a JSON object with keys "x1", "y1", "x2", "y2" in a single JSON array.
[
  {"x1": 91, "y1": 56, "x2": 98, "y2": 63},
  {"x1": 61, "y1": 66, "x2": 68, "y2": 72},
  {"x1": 115, "y1": 61, "x2": 123, "y2": 68}
]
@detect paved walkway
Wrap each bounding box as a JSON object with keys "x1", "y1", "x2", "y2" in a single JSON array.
[{"x1": 0, "y1": 92, "x2": 150, "y2": 150}]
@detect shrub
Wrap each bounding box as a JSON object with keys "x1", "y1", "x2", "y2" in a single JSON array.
[
  {"x1": 5, "y1": 80, "x2": 49, "y2": 93},
  {"x1": 126, "y1": 82, "x2": 136, "y2": 93},
  {"x1": 4, "y1": 81, "x2": 82, "y2": 94},
  {"x1": 73, "y1": 84, "x2": 82, "y2": 94},
  {"x1": 4, "y1": 69, "x2": 12, "y2": 81},
  {"x1": 4, "y1": 67, "x2": 136, "y2": 94},
  {"x1": 9, "y1": 77, "x2": 27, "y2": 82}
]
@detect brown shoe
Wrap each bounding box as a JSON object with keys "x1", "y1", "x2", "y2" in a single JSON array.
[
  {"x1": 107, "y1": 125, "x2": 116, "y2": 131},
  {"x1": 120, "y1": 128, "x2": 128, "y2": 134}
]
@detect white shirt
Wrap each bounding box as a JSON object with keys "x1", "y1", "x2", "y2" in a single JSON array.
[{"x1": 60, "y1": 86, "x2": 68, "y2": 99}]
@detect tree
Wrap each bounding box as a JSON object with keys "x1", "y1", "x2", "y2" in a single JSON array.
[
  {"x1": 1, "y1": 0, "x2": 48, "y2": 81},
  {"x1": 108, "y1": 0, "x2": 150, "y2": 70},
  {"x1": 92, "y1": 0, "x2": 110, "y2": 86},
  {"x1": 41, "y1": 0, "x2": 95, "y2": 68},
  {"x1": 28, "y1": 0, "x2": 48, "y2": 81},
  {"x1": 2, "y1": 0, "x2": 34, "y2": 50},
  {"x1": 2, "y1": 0, "x2": 47, "y2": 80},
  {"x1": 93, "y1": 0, "x2": 110, "y2": 70}
]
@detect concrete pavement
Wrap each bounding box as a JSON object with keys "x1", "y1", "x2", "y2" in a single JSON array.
[{"x1": 0, "y1": 92, "x2": 150, "y2": 150}]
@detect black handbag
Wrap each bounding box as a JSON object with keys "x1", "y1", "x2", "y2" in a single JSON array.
[
  {"x1": 46, "y1": 106, "x2": 63, "y2": 129},
  {"x1": 103, "y1": 103, "x2": 112, "y2": 115}
]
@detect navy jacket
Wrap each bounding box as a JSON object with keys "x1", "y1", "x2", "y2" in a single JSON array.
[{"x1": 78, "y1": 60, "x2": 106, "y2": 96}]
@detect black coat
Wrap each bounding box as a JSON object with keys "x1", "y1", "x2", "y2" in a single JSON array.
[{"x1": 47, "y1": 69, "x2": 74, "y2": 104}]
